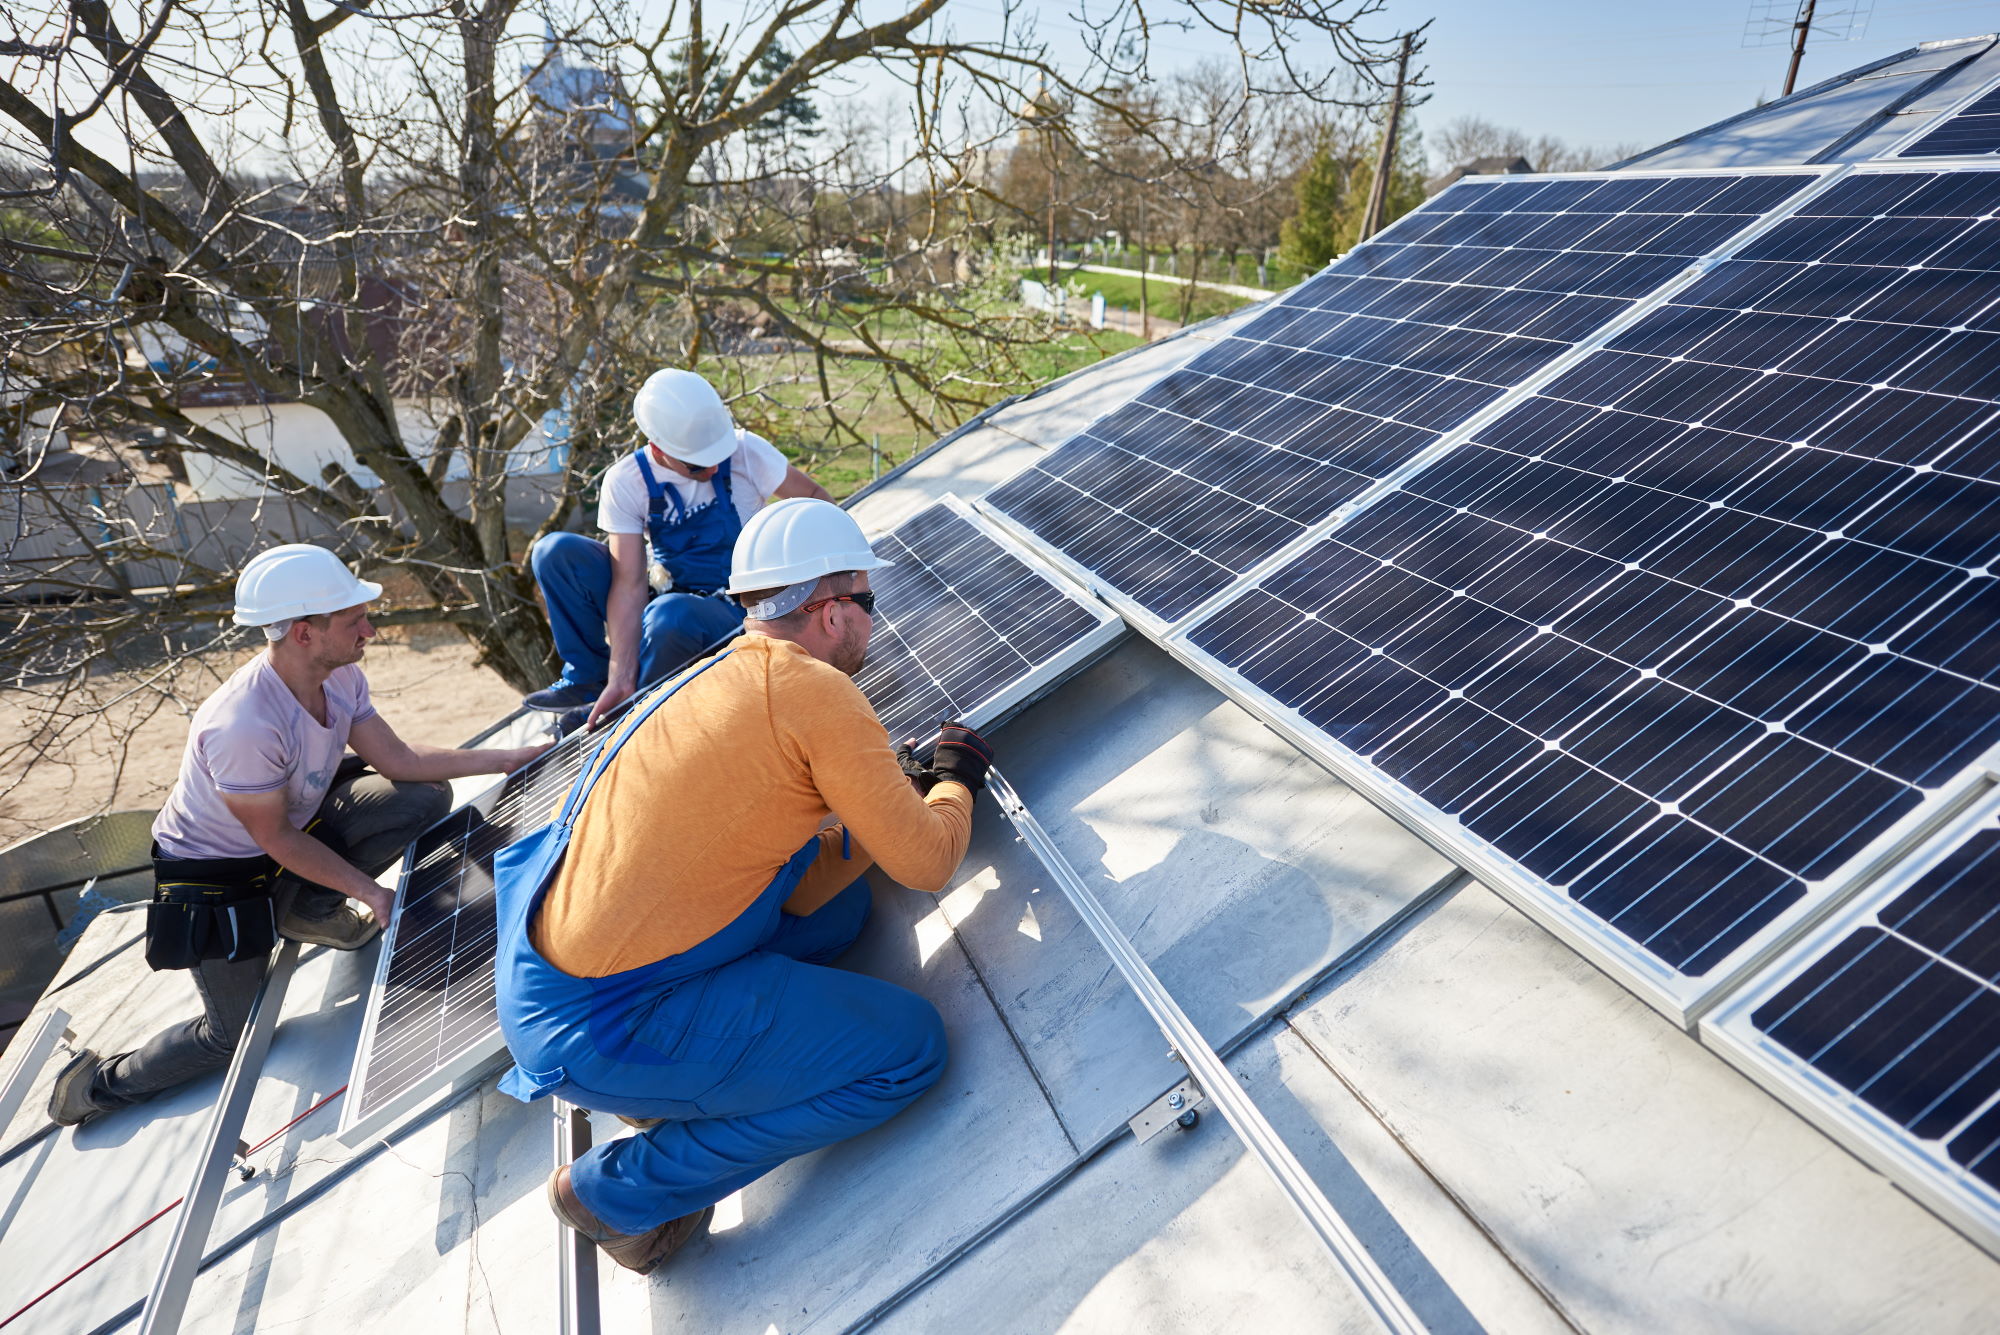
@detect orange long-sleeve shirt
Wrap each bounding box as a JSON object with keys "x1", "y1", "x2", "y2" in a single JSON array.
[{"x1": 530, "y1": 634, "x2": 974, "y2": 978}]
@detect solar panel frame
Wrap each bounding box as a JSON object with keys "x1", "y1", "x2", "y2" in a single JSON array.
[
  {"x1": 1895, "y1": 72, "x2": 2000, "y2": 160},
  {"x1": 1010, "y1": 157, "x2": 2000, "y2": 1026},
  {"x1": 853, "y1": 494, "x2": 1125, "y2": 746},
  {"x1": 981, "y1": 165, "x2": 1837, "y2": 638},
  {"x1": 338, "y1": 712, "x2": 608, "y2": 1144},
  {"x1": 1701, "y1": 777, "x2": 2000, "y2": 1260},
  {"x1": 338, "y1": 494, "x2": 1120, "y2": 1144}
]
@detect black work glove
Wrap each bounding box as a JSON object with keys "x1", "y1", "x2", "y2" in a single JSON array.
[
  {"x1": 929, "y1": 722, "x2": 995, "y2": 794},
  {"x1": 896, "y1": 741, "x2": 940, "y2": 795}
]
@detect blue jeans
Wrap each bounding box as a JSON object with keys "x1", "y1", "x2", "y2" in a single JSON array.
[
  {"x1": 530, "y1": 532, "x2": 744, "y2": 691},
  {"x1": 497, "y1": 846, "x2": 948, "y2": 1234}
]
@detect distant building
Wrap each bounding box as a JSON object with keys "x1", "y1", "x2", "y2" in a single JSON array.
[
  {"x1": 518, "y1": 28, "x2": 648, "y2": 210},
  {"x1": 1426, "y1": 154, "x2": 1534, "y2": 196}
]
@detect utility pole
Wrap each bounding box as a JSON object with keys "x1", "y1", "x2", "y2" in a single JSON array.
[
  {"x1": 1357, "y1": 32, "x2": 1415, "y2": 244},
  {"x1": 1782, "y1": 0, "x2": 1819, "y2": 97},
  {"x1": 1048, "y1": 166, "x2": 1060, "y2": 289},
  {"x1": 1139, "y1": 193, "x2": 1151, "y2": 341}
]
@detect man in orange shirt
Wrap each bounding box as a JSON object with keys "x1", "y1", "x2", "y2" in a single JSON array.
[{"x1": 494, "y1": 499, "x2": 993, "y2": 1276}]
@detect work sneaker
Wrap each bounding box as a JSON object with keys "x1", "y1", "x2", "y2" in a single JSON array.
[
  {"x1": 279, "y1": 902, "x2": 381, "y2": 951},
  {"x1": 49, "y1": 1049, "x2": 111, "y2": 1128},
  {"x1": 524, "y1": 680, "x2": 601, "y2": 712},
  {"x1": 555, "y1": 706, "x2": 591, "y2": 738},
  {"x1": 546, "y1": 1165, "x2": 711, "y2": 1275}
]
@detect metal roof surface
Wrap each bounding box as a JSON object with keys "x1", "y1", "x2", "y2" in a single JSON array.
[{"x1": 7, "y1": 42, "x2": 2000, "y2": 1332}]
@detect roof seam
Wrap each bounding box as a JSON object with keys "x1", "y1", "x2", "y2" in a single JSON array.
[{"x1": 1280, "y1": 1012, "x2": 1590, "y2": 1335}]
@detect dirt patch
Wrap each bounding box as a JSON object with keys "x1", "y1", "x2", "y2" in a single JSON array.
[{"x1": 0, "y1": 622, "x2": 524, "y2": 848}]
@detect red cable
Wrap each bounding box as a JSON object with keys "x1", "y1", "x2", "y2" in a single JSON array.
[
  {"x1": 246, "y1": 1085, "x2": 348, "y2": 1155},
  {"x1": 0, "y1": 1199, "x2": 183, "y2": 1331},
  {"x1": 0, "y1": 1083, "x2": 348, "y2": 1330}
]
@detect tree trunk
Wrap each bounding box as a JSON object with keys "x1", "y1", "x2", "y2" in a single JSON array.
[{"x1": 449, "y1": 0, "x2": 555, "y2": 693}]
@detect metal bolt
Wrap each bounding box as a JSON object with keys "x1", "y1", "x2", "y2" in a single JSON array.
[{"x1": 1167, "y1": 1090, "x2": 1186, "y2": 1110}]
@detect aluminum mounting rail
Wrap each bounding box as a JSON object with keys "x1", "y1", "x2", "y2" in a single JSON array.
[
  {"x1": 987, "y1": 768, "x2": 1434, "y2": 1335},
  {"x1": 0, "y1": 1007, "x2": 72, "y2": 1137},
  {"x1": 137, "y1": 940, "x2": 300, "y2": 1335},
  {"x1": 555, "y1": 1102, "x2": 601, "y2": 1335}
]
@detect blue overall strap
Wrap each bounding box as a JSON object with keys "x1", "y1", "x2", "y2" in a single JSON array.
[
  {"x1": 552, "y1": 648, "x2": 737, "y2": 831},
  {"x1": 638, "y1": 449, "x2": 682, "y2": 528},
  {"x1": 638, "y1": 452, "x2": 734, "y2": 527}
]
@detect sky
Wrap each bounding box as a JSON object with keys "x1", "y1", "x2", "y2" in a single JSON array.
[
  {"x1": 1374, "y1": 0, "x2": 1999, "y2": 157},
  {"x1": 10, "y1": 0, "x2": 1998, "y2": 174},
  {"x1": 730, "y1": 0, "x2": 2000, "y2": 165}
]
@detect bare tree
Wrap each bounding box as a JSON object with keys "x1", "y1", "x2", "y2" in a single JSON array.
[
  {"x1": 0, "y1": 0, "x2": 1417, "y2": 823},
  {"x1": 1431, "y1": 114, "x2": 1643, "y2": 177}
]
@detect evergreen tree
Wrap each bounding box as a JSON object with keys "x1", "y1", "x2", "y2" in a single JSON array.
[
  {"x1": 748, "y1": 45, "x2": 821, "y2": 144},
  {"x1": 1277, "y1": 142, "x2": 1346, "y2": 274},
  {"x1": 1331, "y1": 121, "x2": 1427, "y2": 250}
]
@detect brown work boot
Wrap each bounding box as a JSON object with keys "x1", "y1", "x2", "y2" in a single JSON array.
[
  {"x1": 546, "y1": 1165, "x2": 711, "y2": 1275},
  {"x1": 279, "y1": 902, "x2": 381, "y2": 950},
  {"x1": 48, "y1": 1049, "x2": 111, "y2": 1128}
]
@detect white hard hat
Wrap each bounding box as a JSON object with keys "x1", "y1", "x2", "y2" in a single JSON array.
[
  {"x1": 633, "y1": 368, "x2": 737, "y2": 468},
  {"x1": 726, "y1": 498, "x2": 892, "y2": 599},
  {"x1": 232, "y1": 544, "x2": 382, "y2": 626}
]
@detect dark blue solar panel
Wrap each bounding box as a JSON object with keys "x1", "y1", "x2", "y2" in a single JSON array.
[
  {"x1": 1751, "y1": 814, "x2": 2000, "y2": 1197},
  {"x1": 856, "y1": 502, "x2": 1109, "y2": 743},
  {"x1": 358, "y1": 716, "x2": 613, "y2": 1119},
  {"x1": 987, "y1": 172, "x2": 1816, "y2": 622},
  {"x1": 1902, "y1": 83, "x2": 2000, "y2": 159},
  {"x1": 1190, "y1": 167, "x2": 2000, "y2": 983}
]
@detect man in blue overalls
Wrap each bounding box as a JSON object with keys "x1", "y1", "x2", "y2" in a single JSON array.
[
  {"x1": 493, "y1": 498, "x2": 995, "y2": 1275},
  {"x1": 526, "y1": 368, "x2": 832, "y2": 730}
]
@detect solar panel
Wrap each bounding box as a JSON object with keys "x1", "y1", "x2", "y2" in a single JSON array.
[
  {"x1": 1901, "y1": 82, "x2": 2000, "y2": 159},
  {"x1": 340, "y1": 716, "x2": 609, "y2": 1139},
  {"x1": 1704, "y1": 786, "x2": 2000, "y2": 1258},
  {"x1": 855, "y1": 496, "x2": 1123, "y2": 745},
  {"x1": 339, "y1": 494, "x2": 1118, "y2": 1141},
  {"x1": 1170, "y1": 164, "x2": 2000, "y2": 1020},
  {"x1": 984, "y1": 171, "x2": 1818, "y2": 627}
]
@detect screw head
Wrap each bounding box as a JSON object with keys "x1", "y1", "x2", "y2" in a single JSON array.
[{"x1": 1167, "y1": 1091, "x2": 1186, "y2": 1109}]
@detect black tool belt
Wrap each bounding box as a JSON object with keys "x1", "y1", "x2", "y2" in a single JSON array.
[{"x1": 146, "y1": 845, "x2": 280, "y2": 971}]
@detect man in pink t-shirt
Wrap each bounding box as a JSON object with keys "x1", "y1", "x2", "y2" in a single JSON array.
[{"x1": 50, "y1": 545, "x2": 550, "y2": 1127}]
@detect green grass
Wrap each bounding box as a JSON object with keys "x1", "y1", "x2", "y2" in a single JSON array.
[
  {"x1": 1075, "y1": 269, "x2": 1256, "y2": 326},
  {"x1": 1095, "y1": 249, "x2": 1309, "y2": 292},
  {"x1": 713, "y1": 322, "x2": 1144, "y2": 499}
]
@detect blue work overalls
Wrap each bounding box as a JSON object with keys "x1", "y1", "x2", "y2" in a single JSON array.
[
  {"x1": 493, "y1": 657, "x2": 949, "y2": 1235},
  {"x1": 530, "y1": 451, "x2": 747, "y2": 692}
]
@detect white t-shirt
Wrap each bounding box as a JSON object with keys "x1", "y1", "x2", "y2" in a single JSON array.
[
  {"x1": 596, "y1": 431, "x2": 789, "y2": 536},
  {"x1": 151, "y1": 654, "x2": 376, "y2": 861}
]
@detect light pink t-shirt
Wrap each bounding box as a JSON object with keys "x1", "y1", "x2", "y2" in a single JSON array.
[{"x1": 151, "y1": 653, "x2": 376, "y2": 861}]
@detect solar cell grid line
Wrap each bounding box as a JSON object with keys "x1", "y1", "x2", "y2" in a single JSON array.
[
  {"x1": 341, "y1": 494, "x2": 1121, "y2": 1143},
  {"x1": 1703, "y1": 784, "x2": 2000, "y2": 1260},
  {"x1": 853, "y1": 494, "x2": 1121, "y2": 744},
  {"x1": 1900, "y1": 78, "x2": 2000, "y2": 159},
  {"x1": 1166, "y1": 161, "x2": 2000, "y2": 1023},
  {"x1": 983, "y1": 168, "x2": 1821, "y2": 629},
  {"x1": 341, "y1": 718, "x2": 612, "y2": 1136}
]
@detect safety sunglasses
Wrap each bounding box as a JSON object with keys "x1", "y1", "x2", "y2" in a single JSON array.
[{"x1": 800, "y1": 591, "x2": 877, "y2": 617}]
